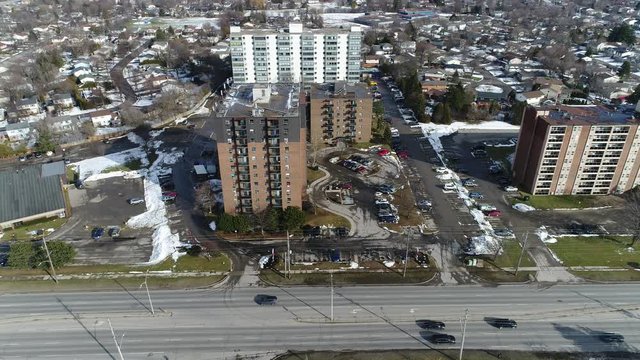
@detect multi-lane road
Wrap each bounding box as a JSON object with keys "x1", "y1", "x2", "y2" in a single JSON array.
[{"x1": 0, "y1": 283, "x2": 638, "y2": 359}]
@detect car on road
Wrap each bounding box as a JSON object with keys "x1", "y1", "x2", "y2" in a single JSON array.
[
  {"x1": 469, "y1": 192, "x2": 484, "y2": 200},
  {"x1": 19, "y1": 156, "x2": 26, "y2": 162},
  {"x1": 417, "y1": 320, "x2": 445, "y2": 329},
  {"x1": 397, "y1": 150, "x2": 409, "y2": 159},
  {"x1": 504, "y1": 185, "x2": 519, "y2": 192},
  {"x1": 254, "y1": 294, "x2": 278, "y2": 305},
  {"x1": 302, "y1": 226, "x2": 322, "y2": 237},
  {"x1": 430, "y1": 334, "x2": 456, "y2": 344},
  {"x1": 91, "y1": 227, "x2": 104, "y2": 240},
  {"x1": 491, "y1": 318, "x2": 517, "y2": 329},
  {"x1": 485, "y1": 210, "x2": 502, "y2": 217},
  {"x1": 599, "y1": 333, "x2": 624, "y2": 343},
  {"x1": 128, "y1": 197, "x2": 145, "y2": 205}
]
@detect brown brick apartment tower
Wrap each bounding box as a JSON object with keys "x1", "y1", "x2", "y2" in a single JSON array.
[
  {"x1": 309, "y1": 82, "x2": 372, "y2": 147},
  {"x1": 513, "y1": 105, "x2": 640, "y2": 195},
  {"x1": 211, "y1": 84, "x2": 307, "y2": 214}
]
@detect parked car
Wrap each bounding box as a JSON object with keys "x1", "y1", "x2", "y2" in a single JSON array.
[
  {"x1": 377, "y1": 148, "x2": 391, "y2": 156},
  {"x1": 485, "y1": 210, "x2": 502, "y2": 217},
  {"x1": 417, "y1": 199, "x2": 432, "y2": 211},
  {"x1": 109, "y1": 227, "x2": 121, "y2": 237},
  {"x1": 430, "y1": 334, "x2": 456, "y2": 344},
  {"x1": 434, "y1": 167, "x2": 448, "y2": 173},
  {"x1": 128, "y1": 197, "x2": 145, "y2": 205},
  {"x1": 599, "y1": 333, "x2": 624, "y2": 343},
  {"x1": 254, "y1": 294, "x2": 278, "y2": 305},
  {"x1": 504, "y1": 185, "x2": 518, "y2": 192},
  {"x1": 469, "y1": 192, "x2": 484, "y2": 199},
  {"x1": 377, "y1": 184, "x2": 397, "y2": 194},
  {"x1": 334, "y1": 227, "x2": 349, "y2": 237},
  {"x1": 91, "y1": 227, "x2": 104, "y2": 240},
  {"x1": 397, "y1": 150, "x2": 409, "y2": 159},
  {"x1": 462, "y1": 178, "x2": 478, "y2": 187},
  {"x1": 443, "y1": 183, "x2": 457, "y2": 191},
  {"x1": 493, "y1": 228, "x2": 514, "y2": 237},
  {"x1": 478, "y1": 203, "x2": 497, "y2": 212}
]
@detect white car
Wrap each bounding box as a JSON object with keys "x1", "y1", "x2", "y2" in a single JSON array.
[
  {"x1": 434, "y1": 167, "x2": 448, "y2": 174},
  {"x1": 504, "y1": 186, "x2": 519, "y2": 192},
  {"x1": 443, "y1": 183, "x2": 457, "y2": 191}
]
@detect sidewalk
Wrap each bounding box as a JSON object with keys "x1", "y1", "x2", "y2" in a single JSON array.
[{"x1": 0, "y1": 271, "x2": 228, "y2": 281}]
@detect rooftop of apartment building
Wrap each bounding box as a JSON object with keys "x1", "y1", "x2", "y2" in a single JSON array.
[
  {"x1": 215, "y1": 83, "x2": 302, "y2": 119},
  {"x1": 309, "y1": 82, "x2": 370, "y2": 100},
  {"x1": 538, "y1": 105, "x2": 640, "y2": 126},
  {"x1": 229, "y1": 23, "x2": 361, "y2": 35}
]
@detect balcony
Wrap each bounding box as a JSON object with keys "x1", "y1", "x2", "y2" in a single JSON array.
[
  {"x1": 270, "y1": 181, "x2": 282, "y2": 190},
  {"x1": 269, "y1": 165, "x2": 281, "y2": 172}
]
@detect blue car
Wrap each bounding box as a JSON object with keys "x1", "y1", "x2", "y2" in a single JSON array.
[
  {"x1": 469, "y1": 192, "x2": 484, "y2": 199},
  {"x1": 91, "y1": 227, "x2": 104, "y2": 240}
]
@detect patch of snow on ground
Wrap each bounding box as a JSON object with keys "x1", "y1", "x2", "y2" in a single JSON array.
[
  {"x1": 72, "y1": 147, "x2": 149, "y2": 181},
  {"x1": 321, "y1": 13, "x2": 367, "y2": 27},
  {"x1": 507, "y1": 153, "x2": 515, "y2": 167},
  {"x1": 513, "y1": 203, "x2": 536, "y2": 212},
  {"x1": 95, "y1": 126, "x2": 133, "y2": 136},
  {"x1": 468, "y1": 235, "x2": 501, "y2": 255},
  {"x1": 127, "y1": 146, "x2": 187, "y2": 264},
  {"x1": 127, "y1": 131, "x2": 146, "y2": 146},
  {"x1": 535, "y1": 226, "x2": 557, "y2": 244}
]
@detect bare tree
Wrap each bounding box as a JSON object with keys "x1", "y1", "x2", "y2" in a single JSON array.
[
  {"x1": 119, "y1": 104, "x2": 146, "y2": 127},
  {"x1": 624, "y1": 190, "x2": 640, "y2": 247},
  {"x1": 194, "y1": 182, "x2": 215, "y2": 214}
]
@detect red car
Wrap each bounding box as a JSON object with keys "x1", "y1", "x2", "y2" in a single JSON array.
[
  {"x1": 397, "y1": 150, "x2": 409, "y2": 159},
  {"x1": 485, "y1": 210, "x2": 502, "y2": 217},
  {"x1": 377, "y1": 148, "x2": 391, "y2": 156}
]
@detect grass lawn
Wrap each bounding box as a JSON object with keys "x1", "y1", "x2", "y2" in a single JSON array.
[
  {"x1": 0, "y1": 217, "x2": 67, "y2": 241},
  {"x1": 65, "y1": 166, "x2": 77, "y2": 184},
  {"x1": 260, "y1": 267, "x2": 436, "y2": 286},
  {"x1": 0, "y1": 276, "x2": 225, "y2": 293},
  {"x1": 511, "y1": 194, "x2": 614, "y2": 210},
  {"x1": 493, "y1": 239, "x2": 536, "y2": 268},
  {"x1": 468, "y1": 268, "x2": 535, "y2": 283},
  {"x1": 548, "y1": 236, "x2": 638, "y2": 267},
  {"x1": 304, "y1": 207, "x2": 351, "y2": 228},
  {"x1": 275, "y1": 350, "x2": 619, "y2": 360},
  {"x1": 0, "y1": 252, "x2": 230, "y2": 277},
  {"x1": 307, "y1": 167, "x2": 325, "y2": 185}
]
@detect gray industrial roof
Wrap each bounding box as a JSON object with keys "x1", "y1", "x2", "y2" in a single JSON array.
[
  {"x1": 41, "y1": 161, "x2": 65, "y2": 177},
  {"x1": 0, "y1": 164, "x2": 65, "y2": 224}
]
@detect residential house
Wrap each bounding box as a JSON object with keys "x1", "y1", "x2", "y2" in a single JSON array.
[
  {"x1": 516, "y1": 91, "x2": 545, "y2": 105},
  {"x1": 5, "y1": 122, "x2": 30, "y2": 141},
  {"x1": 15, "y1": 97, "x2": 40, "y2": 116},
  {"x1": 52, "y1": 93, "x2": 74, "y2": 110},
  {"x1": 421, "y1": 80, "x2": 448, "y2": 96},
  {"x1": 90, "y1": 109, "x2": 113, "y2": 127},
  {"x1": 363, "y1": 55, "x2": 380, "y2": 68}
]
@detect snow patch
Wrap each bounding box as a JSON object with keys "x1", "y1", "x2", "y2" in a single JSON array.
[
  {"x1": 71, "y1": 148, "x2": 149, "y2": 181},
  {"x1": 127, "y1": 131, "x2": 146, "y2": 146},
  {"x1": 535, "y1": 226, "x2": 557, "y2": 244}
]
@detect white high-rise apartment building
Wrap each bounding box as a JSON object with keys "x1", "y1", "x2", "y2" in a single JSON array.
[{"x1": 229, "y1": 23, "x2": 362, "y2": 84}]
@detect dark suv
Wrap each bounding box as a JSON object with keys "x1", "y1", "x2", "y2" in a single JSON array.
[
  {"x1": 254, "y1": 294, "x2": 278, "y2": 305},
  {"x1": 430, "y1": 334, "x2": 456, "y2": 344},
  {"x1": 599, "y1": 333, "x2": 624, "y2": 343},
  {"x1": 492, "y1": 318, "x2": 517, "y2": 329}
]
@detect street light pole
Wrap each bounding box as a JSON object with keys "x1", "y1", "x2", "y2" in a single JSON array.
[
  {"x1": 41, "y1": 233, "x2": 58, "y2": 283},
  {"x1": 143, "y1": 271, "x2": 154, "y2": 315},
  {"x1": 286, "y1": 230, "x2": 291, "y2": 279},
  {"x1": 403, "y1": 231, "x2": 410, "y2": 278},
  {"x1": 330, "y1": 271, "x2": 334, "y2": 322},
  {"x1": 459, "y1": 308, "x2": 469, "y2": 360},
  {"x1": 515, "y1": 232, "x2": 529, "y2": 276},
  {"x1": 108, "y1": 318, "x2": 125, "y2": 360}
]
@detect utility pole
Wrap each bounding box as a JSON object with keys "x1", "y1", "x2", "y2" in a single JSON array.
[
  {"x1": 142, "y1": 271, "x2": 154, "y2": 315},
  {"x1": 108, "y1": 318, "x2": 125, "y2": 360},
  {"x1": 286, "y1": 230, "x2": 291, "y2": 279},
  {"x1": 403, "y1": 230, "x2": 410, "y2": 278},
  {"x1": 459, "y1": 309, "x2": 469, "y2": 360},
  {"x1": 515, "y1": 232, "x2": 529, "y2": 276},
  {"x1": 41, "y1": 232, "x2": 58, "y2": 283},
  {"x1": 330, "y1": 271, "x2": 334, "y2": 322}
]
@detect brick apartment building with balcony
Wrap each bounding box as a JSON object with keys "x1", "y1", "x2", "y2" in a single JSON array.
[
  {"x1": 211, "y1": 84, "x2": 306, "y2": 214},
  {"x1": 513, "y1": 105, "x2": 640, "y2": 195},
  {"x1": 309, "y1": 82, "x2": 372, "y2": 146}
]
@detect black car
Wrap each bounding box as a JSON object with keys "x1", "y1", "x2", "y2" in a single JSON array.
[
  {"x1": 334, "y1": 227, "x2": 349, "y2": 237},
  {"x1": 492, "y1": 318, "x2": 517, "y2": 329},
  {"x1": 599, "y1": 333, "x2": 624, "y2": 343},
  {"x1": 417, "y1": 320, "x2": 445, "y2": 329},
  {"x1": 254, "y1": 294, "x2": 278, "y2": 305},
  {"x1": 302, "y1": 225, "x2": 321, "y2": 237},
  {"x1": 430, "y1": 334, "x2": 456, "y2": 344}
]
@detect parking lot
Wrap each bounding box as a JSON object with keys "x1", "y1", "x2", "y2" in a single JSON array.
[{"x1": 50, "y1": 177, "x2": 154, "y2": 264}]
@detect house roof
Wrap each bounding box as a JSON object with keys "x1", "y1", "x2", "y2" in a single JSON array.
[
  {"x1": 90, "y1": 109, "x2": 112, "y2": 118},
  {"x1": 5, "y1": 122, "x2": 30, "y2": 131},
  {"x1": 0, "y1": 164, "x2": 65, "y2": 224},
  {"x1": 16, "y1": 97, "x2": 38, "y2": 106},
  {"x1": 52, "y1": 93, "x2": 73, "y2": 101}
]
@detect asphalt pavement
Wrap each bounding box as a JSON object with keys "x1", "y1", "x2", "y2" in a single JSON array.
[{"x1": 0, "y1": 284, "x2": 637, "y2": 359}]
